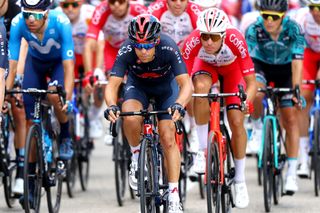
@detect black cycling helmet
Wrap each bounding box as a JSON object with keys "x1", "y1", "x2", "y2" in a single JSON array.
[
  {"x1": 259, "y1": 0, "x2": 288, "y2": 12},
  {"x1": 21, "y1": 0, "x2": 52, "y2": 10},
  {"x1": 128, "y1": 14, "x2": 161, "y2": 43}
]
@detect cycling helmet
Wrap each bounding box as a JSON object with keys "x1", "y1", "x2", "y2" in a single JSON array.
[
  {"x1": 190, "y1": 0, "x2": 222, "y2": 8},
  {"x1": 308, "y1": 0, "x2": 320, "y2": 4},
  {"x1": 21, "y1": 0, "x2": 52, "y2": 10},
  {"x1": 128, "y1": 14, "x2": 161, "y2": 43},
  {"x1": 259, "y1": 0, "x2": 288, "y2": 12},
  {"x1": 197, "y1": 8, "x2": 229, "y2": 34}
]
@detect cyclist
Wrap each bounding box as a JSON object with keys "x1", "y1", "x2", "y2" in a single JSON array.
[
  {"x1": 84, "y1": 0, "x2": 147, "y2": 143},
  {"x1": 1, "y1": 0, "x2": 29, "y2": 196},
  {"x1": 297, "y1": 0, "x2": 320, "y2": 177},
  {"x1": 0, "y1": 18, "x2": 7, "y2": 112},
  {"x1": 105, "y1": 14, "x2": 192, "y2": 213},
  {"x1": 245, "y1": 0, "x2": 305, "y2": 193},
  {"x1": 181, "y1": 8, "x2": 256, "y2": 208}
]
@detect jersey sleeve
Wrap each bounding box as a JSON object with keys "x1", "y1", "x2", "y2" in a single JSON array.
[
  {"x1": 147, "y1": 0, "x2": 166, "y2": 17},
  {"x1": 8, "y1": 14, "x2": 23, "y2": 61},
  {"x1": 226, "y1": 28, "x2": 254, "y2": 76},
  {"x1": 0, "y1": 21, "x2": 8, "y2": 70},
  {"x1": 86, "y1": 2, "x2": 109, "y2": 40},
  {"x1": 186, "y1": 3, "x2": 201, "y2": 29},
  {"x1": 57, "y1": 13, "x2": 75, "y2": 60},
  {"x1": 289, "y1": 20, "x2": 305, "y2": 60},
  {"x1": 110, "y1": 40, "x2": 132, "y2": 78},
  {"x1": 181, "y1": 30, "x2": 201, "y2": 75},
  {"x1": 130, "y1": 3, "x2": 148, "y2": 15}
]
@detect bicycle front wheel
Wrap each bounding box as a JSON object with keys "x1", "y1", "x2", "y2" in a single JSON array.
[
  {"x1": 24, "y1": 124, "x2": 43, "y2": 213},
  {"x1": 262, "y1": 119, "x2": 273, "y2": 212},
  {"x1": 313, "y1": 111, "x2": 320, "y2": 196},
  {"x1": 207, "y1": 132, "x2": 221, "y2": 213}
]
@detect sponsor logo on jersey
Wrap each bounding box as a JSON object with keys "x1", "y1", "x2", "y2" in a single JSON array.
[
  {"x1": 229, "y1": 34, "x2": 247, "y2": 58},
  {"x1": 91, "y1": 5, "x2": 107, "y2": 25},
  {"x1": 29, "y1": 38, "x2": 61, "y2": 54},
  {"x1": 190, "y1": 4, "x2": 201, "y2": 16},
  {"x1": 182, "y1": 36, "x2": 200, "y2": 59},
  {"x1": 147, "y1": 1, "x2": 165, "y2": 14},
  {"x1": 117, "y1": 45, "x2": 133, "y2": 56}
]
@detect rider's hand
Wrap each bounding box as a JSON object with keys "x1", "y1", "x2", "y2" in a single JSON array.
[
  {"x1": 83, "y1": 71, "x2": 94, "y2": 94},
  {"x1": 244, "y1": 100, "x2": 254, "y2": 115},
  {"x1": 105, "y1": 105, "x2": 120, "y2": 123},
  {"x1": 292, "y1": 96, "x2": 305, "y2": 110},
  {"x1": 93, "y1": 68, "x2": 106, "y2": 82},
  {"x1": 168, "y1": 103, "x2": 185, "y2": 122},
  {"x1": 62, "y1": 100, "x2": 73, "y2": 113}
]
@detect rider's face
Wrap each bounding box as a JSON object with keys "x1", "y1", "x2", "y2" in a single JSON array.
[
  {"x1": 134, "y1": 47, "x2": 156, "y2": 63},
  {"x1": 309, "y1": 5, "x2": 320, "y2": 25},
  {"x1": 23, "y1": 9, "x2": 48, "y2": 33},
  {"x1": 167, "y1": 0, "x2": 188, "y2": 17},
  {"x1": 109, "y1": 0, "x2": 129, "y2": 19},
  {"x1": 200, "y1": 33, "x2": 224, "y2": 55},
  {"x1": 0, "y1": 0, "x2": 8, "y2": 17},
  {"x1": 60, "y1": 0, "x2": 82, "y2": 23}
]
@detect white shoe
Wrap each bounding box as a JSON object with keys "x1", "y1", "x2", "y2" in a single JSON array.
[
  {"x1": 129, "y1": 160, "x2": 138, "y2": 191},
  {"x1": 297, "y1": 163, "x2": 310, "y2": 178},
  {"x1": 285, "y1": 175, "x2": 298, "y2": 193},
  {"x1": 89, "y1": 118, "x2": 104, "y2": 139},
  {"x1": 234, "y1": 182, "x2": 249, "y2": 208},
  {"x1": 194, "y1": 151, "x2": 205, "y2": 174},
  {"x1": 168, "y1": 200, "x2": 183, "y2": 213},
  {"x1": 104, "y1": 134, "x2": 113, "y2": 146},
  {"x1": 247, "y1": 128, "x2": 262, "y2": 154},
  {"x1": 12, "y1": 178, "x2": 24, "y2": 195},
  {"x1": 188, "y1": 127, "x2": 199, "y2": 153}
]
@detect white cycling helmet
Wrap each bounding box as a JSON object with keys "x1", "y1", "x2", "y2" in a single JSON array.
[
  {"x1": 190, "y1": 0, "x2": 221, "y2": 8},
  {"x1": 308, "y1": 0, "x2": 320, "y2": 4},
  {"x1": 197, "y1": 8, "x2": 229, "y2": 34}
]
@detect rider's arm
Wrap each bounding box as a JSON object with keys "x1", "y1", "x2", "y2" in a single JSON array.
[
  {"x1": 63, "y1": 60, "x2": 74, "y2": 101},
  {"x1": 292, "y1": 59, "x2": 303, "y2": 87},
  {"x1": 0, "y1": 22, "x2": 6, "y2": 110},
  {"x1": 105, "y1": 76, "x2": 123, "y2": 107},
  {"x1": 16, "y1": 38, "x2": 28, "y2": 77},
  {"x1": 6, "y1": 60, "x2": 17, "y2": 90},
  {"x1": 83, "y1": 37, "x2": 98, "y2": 73},
  {"x1": 175, "y1": 74, "x2": 192, "y2": 107},
  {"x1": 243, "y1": 73, "x2": 257, "y2": 103}
]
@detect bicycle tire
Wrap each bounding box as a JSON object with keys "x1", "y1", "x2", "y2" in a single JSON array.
[
  {"x1": 23, "y1": 124, "x2": 43, "y2": 213},
  {"x1": 273, "y1": 124, "x2": 284, "y2": 205},
  {"x1": 313, "y1": 111, "x2": 320, "y2": 196},
  {"x1": 66, "y1": 115, "x2": 77, "y2": 198},
  {"x1": 262, "y1": 119, "x2": 273, "y2": 212},
  {"x1": 46, "y1": 135, "x2": 63, "y2": 213},
  {"x1": 198, "y1": 174, "x2": 205, "y2": 199},
  {"x1": 207, "y1": 132, "x2": 221, "y2": 213},
  {"x1": 257, "y1": 154, "x2": 262, "y2": 186},
  {"x1": 78, "y1": 148, "x2": 90, "y2": 191},
  {"x1": 178, "y1": 124, "x2": 189, "y2": 205},
  {"x1": 3, "y1": 172, "x2": 16, "y2": 208},
  {"x1": 114, "y1": 119, "x2": 128, "y2": 206},
  {"x1": 139, "y1": 138, "x2": 156, "y2": 213}
]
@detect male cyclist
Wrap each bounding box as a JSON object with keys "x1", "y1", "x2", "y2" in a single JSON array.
[
  {"x1": 181, "y1": 8, "x2": 257, "y2": 208},
  {"x1": 246, "y1": 0, "x2": 305, "y2": 194},
  {"x1": 296, "y1": 0, "x2": 320, "y2": 177},
  {"x1": 105, "y1": 14, "x2": 192, "y2": 213},
  {"x1": 84, "y1": 0, "x2": 146, "y2": 143},
  {"x1": 0, "y1": 18, "x2": 7, "y2": 112}
]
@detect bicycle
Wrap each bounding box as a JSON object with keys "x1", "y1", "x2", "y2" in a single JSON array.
[
  {"x1": 0, "y1": 103, "x2": 18, "y2": 208},
  {"x1": 7, "y1": 87, "x2": 67, "y2": 213},
  {"x1": 257, "y1": 86, "x2": 300, "y2": 212},
  {"x1": 107, "y1": 108, "x2": 182, "y2": 213},
  {"x1": 192, "y1": 85, "x2": 246, "y2": 213},
  {"x1": 302, "y1": 79, "x2": 320, "y2": 197}
]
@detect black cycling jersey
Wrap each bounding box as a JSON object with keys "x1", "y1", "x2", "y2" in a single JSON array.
[
  {"x1": 3, "y1": 0, "x2": 20, "y2": 39},
  {"x1": 110, "y1": 33, "x2": 187, "y2": 85},
  {"x1": 0, "y1": 19, "x2": 8, "y2": 77}
]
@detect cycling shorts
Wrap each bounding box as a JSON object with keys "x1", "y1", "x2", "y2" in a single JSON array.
[
  {"x1": 191, "y1": 57, "x2": 246, "y2": 107},
  {"x1": 123, "y1": 76, "x2": 179, "y2": 120},
  {"x1": 302, "y1": 48, "x2": 320, "y2": 91},
  {"x1": 104, "y1": 42, "x2": 118, "y2": 72},
  {"x1": 23, "y1": 54, "x2": 65, "y2": 119}
]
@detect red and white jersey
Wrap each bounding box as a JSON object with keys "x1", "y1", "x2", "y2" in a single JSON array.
[
  {"x1": 181, "y1": 28, "x2": 254, "y2": 76},
  {"x1": 148, "y1": 0, "x2": 201, "y2": 47},
  {"x1": 294, "y1": 8, "x2": 320, "y2": 53},
  {"x1": 86, "y1": 2, "x2": 147, "y2": 49}
]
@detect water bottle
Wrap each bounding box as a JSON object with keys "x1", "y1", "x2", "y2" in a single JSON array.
[{"x1": 43, "y1": 130, "x2": 52, "y2": 163}]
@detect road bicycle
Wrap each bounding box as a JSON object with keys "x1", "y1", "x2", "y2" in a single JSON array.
[
  {"x1": 7, "y1": 87, "x2": 67, "y2": 213},
  {"x1": 257, "y1": 86, "x2": 300, "y2": 212},
  {"x1": 192, "y1": 85, "x2": 246, "y2": 213},
  {"x1": 302, "y1": 80, "x2": 320, "y2": 197}
]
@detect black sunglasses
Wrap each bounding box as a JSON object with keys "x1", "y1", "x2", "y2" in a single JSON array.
[{"x1": 61, "y1": 2, "x2": 80, "y2": 9}]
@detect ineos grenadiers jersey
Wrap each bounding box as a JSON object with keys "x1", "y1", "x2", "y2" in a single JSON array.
[
  {"x1": 181, "y1": 28, "x2": 254, "y2": 76},
  {"x1": 9, "y1": 10, "x2": 74, "y2": 61},
  {"x1": 0, "y1": 19, "x2": 8, "y2": 77},
  {"x1": 86, "y1": 2, "x2": 147, "y2": 49},
  {"x1": 148, "y1": 0, "x2": 200, "y2": 47},
  {"x1": 2, "y1": 0, "x2": 20, "y2": 39},
  {"x1": 111, "y1": 34, "x2": 187, "y2": 84},
  {"x1": 245, "y1": 16, "x2": 305, "y2": 65}
]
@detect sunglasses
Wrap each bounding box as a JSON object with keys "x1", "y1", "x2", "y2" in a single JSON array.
[
  {"x1": 260, "y1": 11, "x2": 285, "y2": 21},
  {"x1": 200, "y1": 33, "x2": 224, "y2": 42},
  {"x1": 132, "y1": 42, "x2": 156, "y2": 50},
  {"x1": 309, "y1": 5, "x2": 320, "y2": 11},
  {"x1": 109, "y1": 0, "x2": 127, "y2": 5},
  {"x1": 61, "y1": 2, "x2": 80, "y2": 9},
  {"x1": 22, "y1": 10, "x2": 47, "y2": 20},
  {"x1": 170, "y1": 0, "x2": 187, "y2": 2}
]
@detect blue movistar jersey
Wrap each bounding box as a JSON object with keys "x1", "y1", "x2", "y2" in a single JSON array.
[
  {"x1": 245, "y1": 16, "x2": 305, "y2": 65},
  {"x1": 9, "y1": 10, "x2": 74, "y2": 61}
]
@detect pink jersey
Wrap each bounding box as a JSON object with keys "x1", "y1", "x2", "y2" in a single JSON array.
[
  {"x1": 148, "y1": 0, "x2": 201, "y2": 47},
  {"x1": 86, "y1": 2, "x2": 147, "y2": 49},
  {"x1": 181, "y1": 27, "x2": 254, "y2": 76}
]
